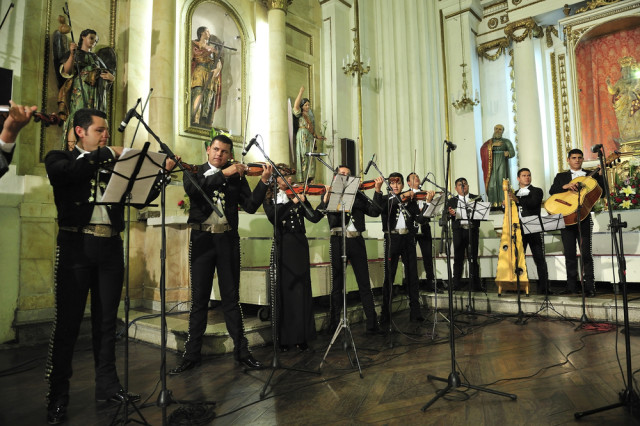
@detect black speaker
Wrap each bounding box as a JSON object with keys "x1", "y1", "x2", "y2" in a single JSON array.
[
  {"x1": 0, "y1": 68, "x2": 13, "y2": 106},
  {"x1": 340, "y1": 138, "x2": 356, "y2": 173}
]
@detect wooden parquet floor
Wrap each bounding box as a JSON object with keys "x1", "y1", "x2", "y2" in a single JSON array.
[{"x1": 2, "y1": 310, "x2": 640, "y2": 425}]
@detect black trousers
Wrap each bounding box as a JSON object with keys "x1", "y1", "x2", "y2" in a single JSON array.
[
  {"x1": 329, "y1": 235, "x2": 377, "y2": 328},
  {"x1": 184, "y1": 230, "x2": 249, "y2": 361},
  {"x1": 46, "y1": 231, "x2": 124, "y2": 407},
  {"x1": 522, "y1": 231, "x2": 549, "y2": 292},
  {"x1": 415, "y1": 226, "x2": 435, "y2": 282},
  {"x1": 560, "y1": 216, "x2": 595, "y2": 292},
  {"x1": 452, "y1": 226, "x2": 480, "y2": 289},
  {"x1": 382, "y1": 233, "x2": 421, "y2": 316}
]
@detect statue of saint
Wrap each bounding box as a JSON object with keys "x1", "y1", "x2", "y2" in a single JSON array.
[{"x1": 480, "y1": 124, "x2": 515, "y2": 206}]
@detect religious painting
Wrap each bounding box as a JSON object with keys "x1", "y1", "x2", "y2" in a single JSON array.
[
  {"x1": 41, "y1": 0, "x2": 117, "y2": 161},
  {"x1": 185, "y1": 1, "x2": 244, "y2": 138},
  {"x1": 575, "y1": 17, "x2": 640, "y2": 161}
]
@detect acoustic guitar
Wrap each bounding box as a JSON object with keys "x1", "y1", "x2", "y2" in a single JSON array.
[{"x1": 544, "y1": 152, "x2": 620, "y2": 226}]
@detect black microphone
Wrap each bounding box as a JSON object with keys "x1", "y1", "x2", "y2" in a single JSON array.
[
  {"x1": 591, "y1": 143, "x2": 603, "y2": 153},
  {"x1": 306, "y1": 152, "x2": 328, "y2": 156},
  {"x1": 444, "y1": 140, "x2": 456, "y2": 151},
  {"x1": 117, "y1": 98, "x2": 141, "y2": 132},
  {"x1": 241, "y1": 135, "x2": 259, "y2": 156},
  {"x1": 364, "y1": 154, "x2": 375, "y2": 175}
]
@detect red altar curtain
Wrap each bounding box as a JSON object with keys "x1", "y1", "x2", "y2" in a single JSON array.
[{"x1": 575, "y1": 27, "x2": 640, "y2": 161}]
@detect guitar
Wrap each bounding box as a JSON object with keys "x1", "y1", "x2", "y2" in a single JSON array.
[{"x1": 544, "y1": 152, "x2": 620, "y2": 225}]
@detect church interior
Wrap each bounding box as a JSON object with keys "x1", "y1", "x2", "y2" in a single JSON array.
[{"x1": 2, "y1": 0, "x2": 640, "y2": 424}]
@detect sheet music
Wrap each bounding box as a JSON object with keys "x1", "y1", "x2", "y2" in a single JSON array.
[{"x1": 101, "y1": 148, "x2": 166, "y2": 204}]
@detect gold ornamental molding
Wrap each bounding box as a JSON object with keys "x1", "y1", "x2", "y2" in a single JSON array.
[
  {"x1": 575, "y1": 0, "x2": 621, "y2": 14},
  {"x1": 261, "y1": 0, "x2": 293, "y2": 12},
  {"x1": 545, "y1": 25, "x2": 558, "y2": 48},
  {"x1": 477, "y1": 37, "x2": 510, "y2": 61},
  {"x1": 551, "y1": 52, "x2": 563, "y2": 172},
  {"x1": 504, "y1": 17, "x2": 543, "y2": 43},
  {"x1": 558, "y1": 54, "x2": 572, "y2": 170}
]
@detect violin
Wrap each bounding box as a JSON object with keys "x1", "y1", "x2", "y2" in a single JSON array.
[
  {"x1": 32, "y1": 111, "x2": 64, "y2": 127},
  {"x1": 285, "y1": 184, "x2": 327, "y2": 198},
  {"x1": 359, "y1": 179, "x2": 376, "y2": 190},
  {"x1": 400, "y1": 190, "x2": 435, "y2": 203},
  {"x1": 179, "y1": 162, "x2": 199, "y2": 173},
  {"x1": 245, "y1": 162, "x2": 267, "y2": 176},
  {"x1": 1, "y1": 106, "x2": 64, "y2": 127}
]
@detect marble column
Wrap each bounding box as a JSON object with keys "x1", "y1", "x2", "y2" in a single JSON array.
[
  {"x1": 265, "y1": 0, "x2": 289, "y2": 163},
  {"x1": 508, "y1": 18, "x2": 545, "y2": 189}
]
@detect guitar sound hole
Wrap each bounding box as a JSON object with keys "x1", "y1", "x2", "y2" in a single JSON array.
[{"x1": 502, "y1": 245, "x2": 508, "y2": 251}]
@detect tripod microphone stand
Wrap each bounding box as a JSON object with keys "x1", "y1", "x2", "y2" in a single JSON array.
[
  {"x1": 123, "y1": 109, "x2": 218, "y2": 425},
  {"x1": 419, "y1": 179, "x2": 464, "y2": 338},
  {"x1": 573, "y1": 185, "x2": 591, "y2": 328},
  {"x1": 575, "y1": 147, "x2": 639, "y2": 419},
  {"x1": 421, "y1": 140, "x2": 517, "y2": 412},
  {"x1": 319, "y1": 169, "x2": 363, "y2": 377},
  {"x1": 246, "y1": 142, "x2": 320, "y2": 399}
]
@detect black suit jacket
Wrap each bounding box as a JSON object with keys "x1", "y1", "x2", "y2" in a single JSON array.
[
  {"x1": 317, "y1": 191, "x2": 380, "y2": 231},
  {"x1": 447, "y1": 194, "x2": 481, "y2": 230},
  {"x1": 45, "y1": 146, "x2": 163, "y2": 232},
  {"x1": 514, "y1": 185, "x2": 543, "y2": 217},
  {"x1": 373, "y1": 191, "x2": 425, "y2": 234},
  {"x1": 184, "y1": 162, "x2": 267, "y2": 230}
]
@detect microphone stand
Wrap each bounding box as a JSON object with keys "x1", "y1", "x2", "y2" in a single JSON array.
[
  {"x1": 574, "y1": 183, "x2": 590, "y2": 328},
  {"x1": 243, "y1": 140, "x2": 319, "y2": 399},
  {"x1": 0, "y1": 3, "x2": 13, "y2": 31},
  {"x1": 421, "y1": 176, "x2": 464, "y2": 337},
  {"x1": 123, "y1": 113, "x2": 217, "y2": 425},
  {"x1": 575, "y1": 146, "x2": 637, "y2": 419},
  {"x1": 421, "y1": 142, "x2": 516, "y2": 412},
  {"x1": 129, "y1": 88, "x2": 153, "y2": 148}
]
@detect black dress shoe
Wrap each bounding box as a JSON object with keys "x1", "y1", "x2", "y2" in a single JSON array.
[
  {"x1": 379, "y1": 314, "x2": 390, "y2": 324},
  {"x1": 586, "y1": 291, "x2": 596, "y2": 298},
  {"x1": 169, "y1": 359, "x2": 200, "y2": 375},
  {"x1": 96, "y1": 388, "x2": 141, "y2": 403},
  {"x1": 236, "y1": 354, "x2": 264, "y2": 369},
  {"x1": 280, "y1": 345, "x2": 289, "y2": 352},
  {"x1": 296, "y1": 342, "x2": 311, "y2": 352},
  {"x1": 555, "y1": 289, "x2": 571, "y2": 295},
  {"x1": 47, "y1": 404, "x2": 67, "y2": 425},
  {"x1": 366, "y1": 324, "x2": 384, "y2": 335}
]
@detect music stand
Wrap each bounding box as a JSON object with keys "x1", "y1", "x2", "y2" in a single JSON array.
[
  {"x1": 101, "y1": 142, "x2": 166, "y2": 426},
  {"x1": 520, "y1": 213, "x2": 567, "y2": 323},
  {"x1": 422, "y1": 194, "x2": 463, "y2": 338},
  {"x1": 319, "y1": 174, "x2": 363, "y2": 377},
  {"x1": 455, "y1": 198, "x2": 490, "y2": 316}
]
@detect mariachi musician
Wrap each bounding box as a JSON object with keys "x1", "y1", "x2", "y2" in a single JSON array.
[
  {"x1": 549, "y1": 148, "x2": 603, "y2": 297},
  {"x1": 406, "y1": 172, "x2": 437, "y2": 291},
  {"x1": 509, "y1": 168, "x2": 549, "y2": 295},
  {"x1": 263, "y1": 164, "x2": 323, "y2": 352},
  {"x1": 170, "y1": 134, "x2": 273, "y2": 375},
  {"x1": 317, "y1": 165, "x2": 381, "y2": 335},
  {"x1": 373, "y1": 173, "x2": 426, "y2": 323}
]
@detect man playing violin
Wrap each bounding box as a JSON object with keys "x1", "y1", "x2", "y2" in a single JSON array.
[
  {"x1": 317, "y1": 165, "x2": 381, "y2": 334},
  {"x1": 44, "y1": 108, "x2": 176, "y2": 424},
  {"x1": 509, "y1": 168, "x2": 549, "y2": 295},
  {"x1": 549, "y1": 149, "x2": 603, "y2": 297},
  {"x1": 406, "y1": 173, "x2": 437, "y2": 291},
  {"x1": 447, "y1": 177, "x2": 481, "y2": 292},
  {"x1": 373, "y1": 173, "x2": 426, "y2": 323},
  {"x1": 170, "y1": 134, "x2": 273, "y2": 375}
]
